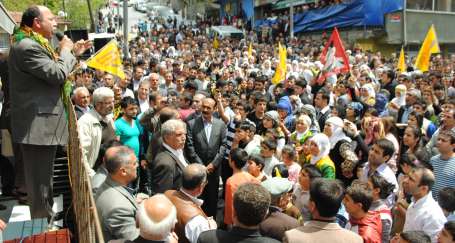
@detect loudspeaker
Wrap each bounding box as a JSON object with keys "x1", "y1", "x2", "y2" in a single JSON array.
[
  {"x1": 64, "y1": 29, "x2": 88, "y2": 42},
  {"x1": 64, "y1": 29, "x2": 91, "y2": 59},
  {"x1": 94, "y1": 37, "x2": 114, "y2": 52}
]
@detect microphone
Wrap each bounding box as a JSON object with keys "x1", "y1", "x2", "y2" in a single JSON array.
[{"x1": 55, "y1": 31, "x2": 64, "y2": 41}]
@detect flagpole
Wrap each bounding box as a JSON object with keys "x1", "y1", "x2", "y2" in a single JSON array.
[{"x1": 403, "y1": 0, "x2": 407, "y2": 46}]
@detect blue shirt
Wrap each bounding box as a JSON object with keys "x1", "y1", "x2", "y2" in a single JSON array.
[{"x1": 115, "y1": 117, "x2": 141, "y2": 157}]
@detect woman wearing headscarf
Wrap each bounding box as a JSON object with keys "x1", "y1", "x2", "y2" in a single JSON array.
[
  {"x1": 261, "y1": 59, "x2": 273, "y2": 78},
  {"x1": 360, "y1": 83, "x2": 376, "y2": 107},
  {"x1": 323, "y1": 117, "x2": 355, "y2": 183},
  {"x1": 388, "y1": 84, "x2": 406, "y2": 118},
  {"x1": 307, "y1": 133, "x2": 336, "y2": 179}
]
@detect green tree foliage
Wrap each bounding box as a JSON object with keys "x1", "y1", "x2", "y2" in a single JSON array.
[
  {"x1": 66, "y1": 0, "x2": 106, "y2": 29},
  {"x1": 3, "y1": 0, "x2": 106, "y2": 30}
]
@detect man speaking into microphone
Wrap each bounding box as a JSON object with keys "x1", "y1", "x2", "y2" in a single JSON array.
[{"x1": 8, "y1": 5, "x2": 91, "y2": 221}]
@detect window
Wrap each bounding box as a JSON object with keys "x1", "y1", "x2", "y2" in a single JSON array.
[
  {"x1": 407, "y1": 0, "x2": 455, "y2": 12},
  {"x1": 407, "y1": 0, "x2": 433, "y2": 10},
  {"x1": 0, "y1": 33, "x2": 9, "y2": 50}
]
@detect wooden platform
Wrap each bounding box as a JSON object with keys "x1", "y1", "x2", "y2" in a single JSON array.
[
  {"x1": 2, "y1": 218, "x2": 47, "y2": 241},
  {"x1": 4, "y1": 228, "x2": 70, "y2": 243}
]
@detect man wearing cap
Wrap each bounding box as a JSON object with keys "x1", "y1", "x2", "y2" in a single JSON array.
[{"x1": 260, "y1": 178, "x2": 300, "y2": 241}]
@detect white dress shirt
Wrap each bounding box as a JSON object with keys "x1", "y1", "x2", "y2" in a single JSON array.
[
  {"x1": 403, "y1": 192, "x2": 447, "y2": 243},
  {"x1": 138, "y1": 98, "x2": 149, "y2": 113},
  {"x1": 180, "y1": 190, "x2": 215, "y2": 243},
  {"x1": 203, "y1": 118, "x2": 212, "y2": 144},
  {"x1": 162, "y1": 143, "x2": 188, "y2": 169},
  {"x1": 361, "y1": 162, "x2": 398, "y2": 207}
]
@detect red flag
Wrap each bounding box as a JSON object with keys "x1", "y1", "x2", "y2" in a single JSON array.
[{"x1": 320, "y1": 28, "x2": 350, "y2": 74}]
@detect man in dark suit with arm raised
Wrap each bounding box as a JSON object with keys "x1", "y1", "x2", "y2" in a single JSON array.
[{"x1": 185, "y1": 98, "x2": 227, "y2": 218}]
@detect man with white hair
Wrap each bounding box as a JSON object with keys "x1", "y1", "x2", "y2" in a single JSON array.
[
  {"x1": 110, "y1": 194, "x2": 179, "y2": 243},
  {"x1": 72, "y1": 86, "x2": 91, "y2": 119},
  {"x1": 150, "y1": 119, "x2": 188, "y2": 194},
  {"x1": 79, "y1": 87, "x2": 116, "y2": 177}
]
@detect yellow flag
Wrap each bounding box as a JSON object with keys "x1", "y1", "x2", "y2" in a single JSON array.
[
  {"x1": 415, "y1": 25, "x2": 440, "y2": 72},
  {"x1": 213, "y1": 34, "x2": 219, "y2": 49},
  {"x1": 86, "y1": 40, "x2": 125, "y2": 80},
  {"x1": 272, "y1": 42, "x2": 287, "y2": 85},
  {"x1": 398, "y1": 47, "x2": 406, "y2": 73},
  {"x1": 248, "y1": 42, "x2": 252, "y2": 58}
]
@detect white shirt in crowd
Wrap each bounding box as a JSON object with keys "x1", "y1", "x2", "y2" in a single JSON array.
[
  {"x1": 162, "y1": 142, "x2": 188, "y2": 169},
  {"x1": 361, "y1": 162, "x2": 398, "y2": 208},
  {"x1": 180, "y1": 189, "x2": 216, "y2": 243},
  {"x1": 403, "y1": 192, "x2": 447, "y2": 243}
]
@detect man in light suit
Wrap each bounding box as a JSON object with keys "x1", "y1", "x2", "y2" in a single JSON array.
[
  {"x1": 96, "y1": 146, "x2": 140, "y2": 241},
  {"x1": 185, "y1": 98, "x2": 227, "y2": 218},
  {"x1": 8, "y1": 5, "x2": 90, "y2": 219},
  {"x1": 284, "y1": 178, "x2": 363, "y2": 243},
  {"x1": 150, "y1": 119, "x2": 188, "y2": 194}
]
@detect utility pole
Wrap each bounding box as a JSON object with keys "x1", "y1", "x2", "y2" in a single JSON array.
[
  {"x1": 290, "y1": 2, "x2": 294, "y2": 38},
  {"x1": 86, "y1": 0, "x2": 96, "y2": 32},
  {"x1": 123, "y1": 0, "x2": 128, "y2": 58},
  {"x1": 62, "y1": 0, "x2": 66, "y2": 18}
]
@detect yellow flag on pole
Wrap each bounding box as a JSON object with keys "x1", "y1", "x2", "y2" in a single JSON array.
[
  {"x1": 213, "y1": 34, "x2": 219, "y2": 49},
  {"x1": 398, "y1": 46, "x2": 406, "y2": 73},
  {"x1": 86, "y1": 40, "x2": 125, "y2": 80},
  {"x1": 248, "y1": 42, "x2": 253, "y2": 58},
  {"x1": 272, "y1": 42, "x2": 287, "y2": 85},
  {"x1": 415, "y1": 25, "x2": 440, "y2": 72}
]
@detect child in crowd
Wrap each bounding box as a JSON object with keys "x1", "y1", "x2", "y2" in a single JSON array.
[
  {"x1": 438, "y1": 221, "x2": 455, "y2": 243},
  {"x1": 247, "y1": 154, "x2": 267, "y2": 182},
  {"x1": 368, "y1": 174, "x2": 395, "y2": 243},
  {"x1": 260, "y1": 138, "x2": 281, "y2": 176},
  {"x1": 224, "y1": 148, "x2": 259, "y2": 226},
  {"x1": 293, "y1": 164, "x2": 321, "y2": 222},
  {"x1": 344, "y1": 181, "x2": 383, "y2": 243},
  {"x1": 438, "y1": 187, "x2": 455, "y2": 221},
  {"x1": 281, "y1": 145, "x2": 302, "y2": 184}
]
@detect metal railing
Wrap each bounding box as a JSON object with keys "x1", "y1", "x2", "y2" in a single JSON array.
[{"x1": 66, "y1": 100, "x2": 105, "y2": 243}]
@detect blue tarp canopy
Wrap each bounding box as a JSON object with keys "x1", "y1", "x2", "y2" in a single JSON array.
[{"x1": 255, "y1": 0, "x2": 404, "y2": 33}]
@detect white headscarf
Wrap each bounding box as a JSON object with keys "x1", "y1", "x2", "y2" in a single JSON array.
[
  {"x1": 361, "y1": 83, "x2": 376, "y2": 104},
  {"x1": 391, "y1": 84, "x2": 407, "y2": 108},
  {"x1": 325, "y1": 117, "x2": 351, "y2": 149},
  {"x1": 310, "y1": 133, "x2": 331, "y2": 165}
]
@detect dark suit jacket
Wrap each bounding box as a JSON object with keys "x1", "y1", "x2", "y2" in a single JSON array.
[
  {"x1": 185, "y1": 116, "x2": 226, "y2": 168},
  {"x1": 259, "y1": 206, "x2": 300, "y2": 241},
  {"x1": 316, "y1": 108, "x2": 331, "y2": 132},
  {"x1": 150, "y1": 145, "x2": 186, "y2": 194},
  {"x1": 8, "y1": 38, "x2": 76, "y2": 145},
  {"x1": 197, "y1": 227, "x2": 281, "y2": 243}
]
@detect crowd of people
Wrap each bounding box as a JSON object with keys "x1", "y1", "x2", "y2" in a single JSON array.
[{"x1": 1, "y1": 3, "x2": 455, "y2": 243}]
